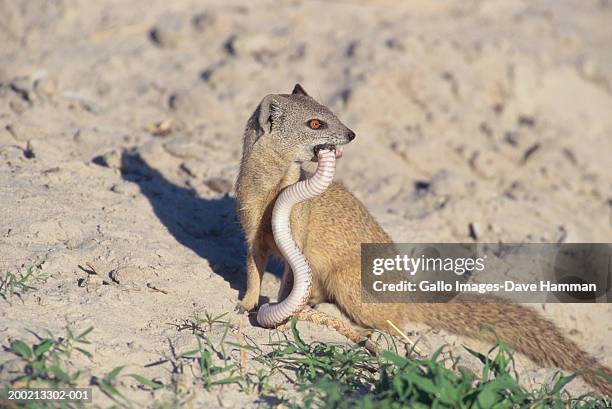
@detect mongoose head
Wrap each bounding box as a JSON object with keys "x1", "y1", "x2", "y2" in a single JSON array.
[{"x1": 252, "y1": 84, "x2": 355, "y2": 162}]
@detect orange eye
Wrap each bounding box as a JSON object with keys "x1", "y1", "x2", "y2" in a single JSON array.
[{"x1": 308, "y1": 119, "x2": 321, "y2": 129}]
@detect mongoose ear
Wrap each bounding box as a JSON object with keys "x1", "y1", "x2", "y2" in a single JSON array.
[
  {"x1": 292, "y1": 83, "x2": 309, "y2": 97},
  {"x1": 258, "y1": 94, "x2": 282, "y2": 135}
]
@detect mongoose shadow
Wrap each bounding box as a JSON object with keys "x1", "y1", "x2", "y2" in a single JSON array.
[{"x1": 119, "y1": 150, "x2": 280, "y2": 300}]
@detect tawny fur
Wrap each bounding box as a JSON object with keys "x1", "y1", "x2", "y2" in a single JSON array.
[{"x1": 235, "y1": 85, "x2": 611, "y2": 396}]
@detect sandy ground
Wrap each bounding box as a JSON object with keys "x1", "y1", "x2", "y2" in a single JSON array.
[{"x1": 1, "y1": 0, "x2": 611, "y2": 407}]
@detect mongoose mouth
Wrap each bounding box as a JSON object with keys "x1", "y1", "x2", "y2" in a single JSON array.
[{"x1": 314, "y1": 144, "x2": 343, "y2": 159}]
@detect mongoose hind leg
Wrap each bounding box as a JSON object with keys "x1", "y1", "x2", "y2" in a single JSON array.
[
  {"x1": 277, "y1": 263, "x2": 293, "y2": 303},
  {"x1": 278, "y1": 263, "x2": 329, "y2": 305},
  {"x1": 324, "y1": 265, "x2": 404, "y2": 332},
  {"x1": 307, "y1": 282, "x2": 329, "y2": 305}
]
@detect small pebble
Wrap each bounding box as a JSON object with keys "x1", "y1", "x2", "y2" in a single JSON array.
[
  {"x1": 149, "y1": 13, "x2": 187, "y2": 48},
  {"x1": 192, "y1": 11, "x2": 216, "y2": 32},
  {"x1": 110, "y1": 266, "x2": 141, "y2": 285},
  {"x1": 94, "y1": 149, "x2": 122, "y2": 169},
  {"x1": 414, "y1": 180, "x2": 431, "y2": 195},
  {"x1": 468, "y1": 222, "x2": 479, "y2": 241}
]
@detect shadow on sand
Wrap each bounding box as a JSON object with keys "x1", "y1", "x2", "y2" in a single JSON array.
[{"x1": 118, "y1": 150, "x2": 250, "y2": 295}]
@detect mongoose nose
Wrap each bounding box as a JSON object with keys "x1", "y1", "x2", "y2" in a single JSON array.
[{"x1": 347, "y1": 130, "x2": 356, "y2": 141}]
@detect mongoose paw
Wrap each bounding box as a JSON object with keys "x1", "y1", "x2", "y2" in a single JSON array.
[{"x1": 235, "y1": 300, "x2": 256, "y2": 314}]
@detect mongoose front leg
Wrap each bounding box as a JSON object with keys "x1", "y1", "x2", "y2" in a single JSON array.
[{"x1": 237, "y1": 243, "x2": 267, "y2": 312}]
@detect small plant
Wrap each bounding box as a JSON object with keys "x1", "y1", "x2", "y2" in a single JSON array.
[
  {"x1": 3, "y1": 324, "x2": 93, "y2": 388},
  {"x1": 2, "y1": 316, "x2": 609, "y2": 408},
  {"x1": 1, "y1": 325, "x2": 168, "y2": 408},
  {"x1": 239, "y1": 318, "x2": 610, "y2": 409},
  {"x1": 262, "y1": 319, "x2": 379, "y2": 389},
  {"x1": 194, "y1": 310, "x2": 231, "y2": 332},
  {"x1": 92, "y1": 365, "x2": 134, "y2": 407},
  {"x1": 0, "y1": 265, "x2": 47, "y2": 304},
  {"x1": 171, "y1": 310, "x2": 232, "y2": 336},
  {"x1": 179, "y1": 324, "x2": 242, "y2": 390}
]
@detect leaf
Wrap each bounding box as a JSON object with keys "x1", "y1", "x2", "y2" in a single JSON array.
[
  {"x1": 50, "y1": 364, "x2": 71, "y2": 383},
  {"x1": 477, "y1": 375, "x2": 521, "y2": 408},
  {"x1": 392, "y1": 375, "x2": 407, "y2": 398},
  {"x1": 127, "y1": 374, "x2": 164, "y2": 390},
  {"x1": 550, "y1": 372, "x2": 577, "y2": 395},
  {"x1": 381, "y1": 350, "x2": 410, "y2": 368},
  {"x1": 199, "y1": 348, "x2": 212, "y2": 373},
  {"x1": 11, "y1": 340, "x2": 32, "y2": 359},
  {"x1": 22, "y1": 266, "x2": 35, "y2": 280},
  {"x1": 434, "y1": 377, "x2": 460, "y2": 404},
  {"x1": 464, "y1": 345, "x2": 491, "y2": 380},
  {"x1": 34, "y1": 340, "x2": 53, "y2": 357},
  {"x1": 213, "y1": 311, "x2": 229, "y2": 322},
  {"x1": 77, "y1": 326, "x2": 94, "y2": 340},
  {"x1": 66, "y1": 325, "x2": 74, "y2": 340},
  {"x1": 71, "y1": 369, "x2": 82, "y2": 382},
  {"x1": 31, "y1": 360, "x2": 45, "y2": 373},
  {"x1": 404, "y1": 371, "x2": 438, "y2": 395},
  {"x1": 75, "y1": 347, "x2": 93, "y2": 358},
  {"x1": 464, "y1": 346, "x2": 489, "y2": 366},
  {"x1": 430, "y1": 345, "x2": 446, "y2": 362},
  {"x1": 99, "y1": 380, "x2": 122, "y2": 398},
  {"x1": 106, "y1": 366, "x2": 125, "y2": 381},
  {"x1": 180, "y1": 348, "x2": 200, "y2": 357},
  {"x1": 477, "y1": 386, "x2": 499, "y2": 408},
  {"x1": 291, "y1": 318, "x2": 306, "y2": 350},
  {"x1": 211, "y1": 376, "x2": 242, "y2": 386}
]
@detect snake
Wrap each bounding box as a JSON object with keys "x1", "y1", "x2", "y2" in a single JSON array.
[{"x1": 256, "y1": 147, "x2": 336, "y2": 328}]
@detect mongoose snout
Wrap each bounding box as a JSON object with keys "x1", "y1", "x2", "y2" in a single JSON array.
[{"x1": 313, "y1": 130, "x2": 354, "y2": 159}]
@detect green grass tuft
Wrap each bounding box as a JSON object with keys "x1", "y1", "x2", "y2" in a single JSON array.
[
  {"x1": 0, "y1": 265, "x2": 48, "y2": 304},
  {"x1": 1, "y1": 314, "x2": 609, "y2": 408}
]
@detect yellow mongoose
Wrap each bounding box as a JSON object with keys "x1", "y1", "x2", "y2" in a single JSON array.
[{"x1": 235, "y1": 84, "x2": 611, "y2": 395}]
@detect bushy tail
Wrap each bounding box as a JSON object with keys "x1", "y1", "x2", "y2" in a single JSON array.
[{"x1": 412, "y1": 303, "x2": 612, "y2": 396}]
